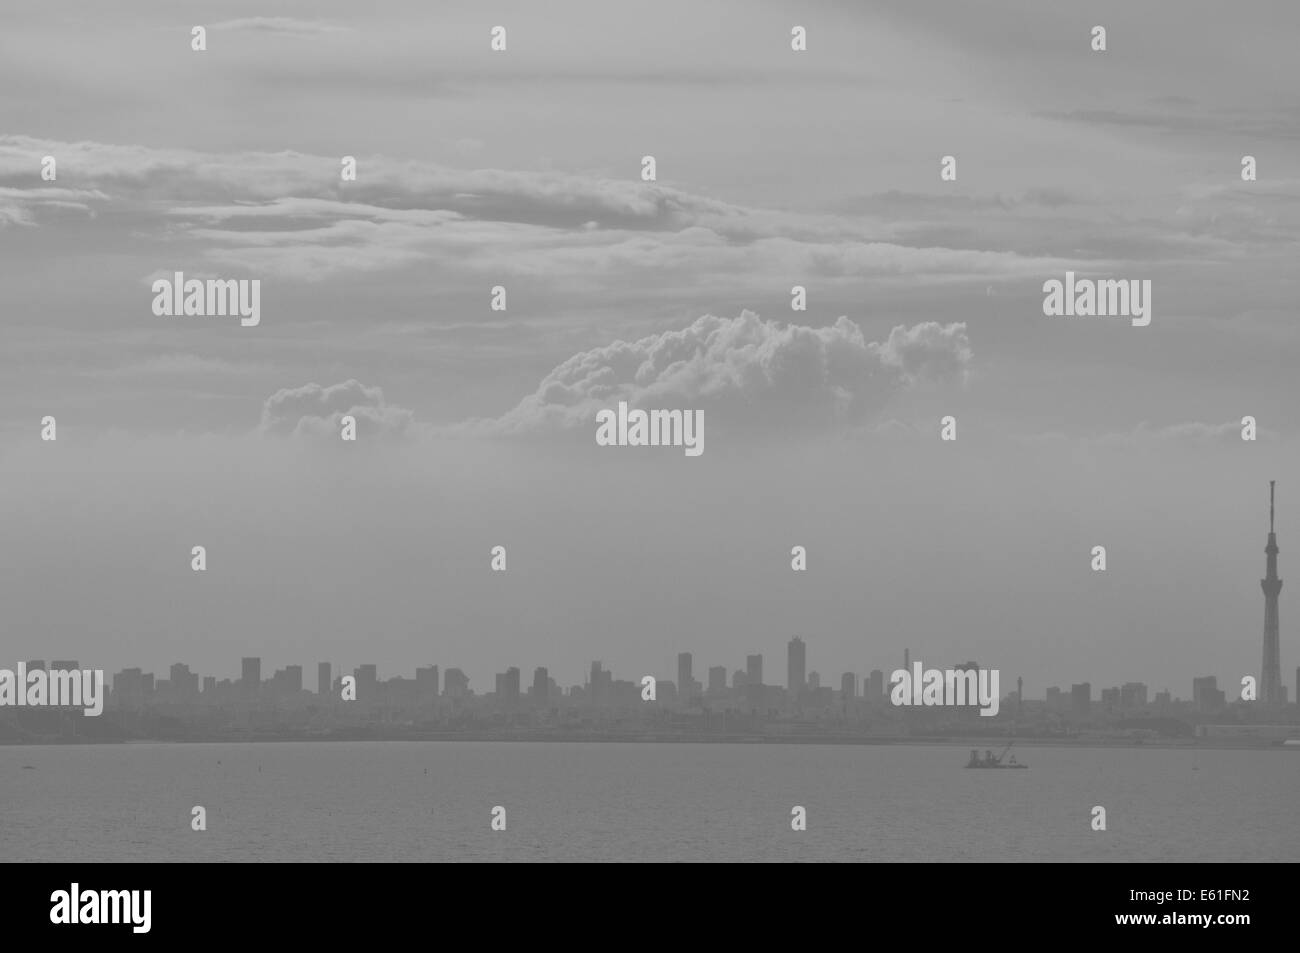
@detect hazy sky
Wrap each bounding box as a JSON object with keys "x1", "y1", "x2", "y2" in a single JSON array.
[{"x1": 2, "y1": 0, "x2": 1298, "y2": 696}]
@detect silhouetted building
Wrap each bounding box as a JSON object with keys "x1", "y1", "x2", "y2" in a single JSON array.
[
  {"x1": 443, "y1": 668, "x2": 469, "y2": 699},
  {"x1": 787, "y1": 638, "x2": 806, "y2": 696},
  {"x1": 746, "y1": 654, "x2": 763, "y2": 687},
  {"x1": 1071, "y1": 682, "x2": 1091, "y2": 715},
  {"x1": 708, "y1": 665, "x2": 727, "y2": 694},
  {"x1": 868, "y1": 669, "x2": 884, "y2": 701},
  {"x1": 840, "y1": 672, "x2": 855, "y2": 699},
  {"x1": 169, "y1": 663, "x2": 199, "y2": 698},
  {"x1": 677, "y1": 653, "x2": 693, "y2": 699},
  {"x1": 1260, "y1": 481, "x2": 1283, "y2": 705},
  {"x1": 532, "y1": 666, "x2": 548, "y2": 702},
  {"x1": 495, "y1": 667, "x2": 520, "y2": 708},
  {"x1": 354, "y1": 664, "x2": 378, "y2": 702},
  {"x1": 50, "y1": 660, "x2": 78, "y2": 672},
  {"x1": 1193, "y1": 675, "x2": 1225, "y2": 712},
  {"x1": 1121, "y1": 682, "x2": 1148, "y2": 709},
  {"x1": 241, "y1": 657, "x2": 261, "y2": 698},
  {"x1": 416, "y1": 665, "x2": 439, "y2": 699},
  {"x1": 318, "y1": 662, "x2": 331, "y2": 696}
]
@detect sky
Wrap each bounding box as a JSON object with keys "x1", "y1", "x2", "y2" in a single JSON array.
[{"x1": 1, "y1": 0, "x2": 1298, "y2": 697}]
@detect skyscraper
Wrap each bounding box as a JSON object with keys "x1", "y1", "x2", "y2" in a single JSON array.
[
  {"x1": 746, "y1": 653, "x2": 763, "y2": 687},
  {"x1": 787, "y1": 637, "x2": 805, "y2": 696},
  {"x1": 1261, "y1": 481, "x2": 1283, "y2": 706},
  {"x1": 532, "y1": 666, "x2": 548, "y2": 702},
  {"x1": 317, "y1": 662, "x2": 331, "y2": 696},
  {"x1": 708, "y1": 665, "x2": 727, "y2": 694},
  {"x1": 677, "y1": 652, "x2": 692, "y2": 697},
  {"x1": 241, "y1": 657, "x2": 261, "y2": 698}
]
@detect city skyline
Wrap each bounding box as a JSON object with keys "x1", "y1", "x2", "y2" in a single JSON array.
[{"x1": 4, "y1": 0, "x2": 1299, "y2": 726}]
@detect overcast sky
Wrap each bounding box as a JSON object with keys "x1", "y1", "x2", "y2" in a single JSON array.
[{"x1": 2, "y1": 0, "x2": 1298, "y2": 696}]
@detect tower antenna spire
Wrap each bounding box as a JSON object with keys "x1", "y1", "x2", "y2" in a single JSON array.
[{"x1": 1271, "y1": 480, "x2": 1275, "y2": 534}]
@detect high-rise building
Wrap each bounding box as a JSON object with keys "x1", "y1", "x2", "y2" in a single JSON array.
[
  {"x1": 787, "y1": 638, "x2": 806, "y2": 696},
  {"x1": 677, "y1": 653, "x2": 693, "y2": 698},
  {"x1": 495, "y1": 667, "x2": 521, "y2": 708},
  {"x1": 868, "y1": 669, "x2": 884, "y2": 701},
  {"x1": 807, "y1": 670, "x2": 821, "y2": 691},
  {"x1": 49, "y1": 660, "x2": 78, "y2": 672},
  {"x1": 708, "y1": 665, "x2": 727, "y2": 694},
  {"x1": 1193, "y1": 676, "x2": 1225, "y2": 712},
  {"x1": 443, "y1": 668, "x2": 469, "y2": 699},
  {"x1": 746, "y1": 654, "x2": 763, "y2": 687},
  {"x1": 241, "y1": 657, "x2": 261, "y2": 698},
  {"x1": 1070, "y1": 682, "x2": 1091, "y2": 715},
  {"x1": 1121, "y1": 682, "x2": 1148, "y2": 709},
  {"x1": 1260, "y1": 481, "x2": 1283, "y2": 706},
  {"x1": 840, "y1": 672, "x2": 855, "y2": 699},
  {"x1": 532, "y1": 666, "x2": 548, "y2": 702},
  {"x1": 169, "y1": 663, "x2": 198, "y2": 698},
  {"x1": 318, "y1": 662, "x2": 332, "y2": 696},
  {"x1": 416, "y1": 665, "x2": 439, "y2": 698}
]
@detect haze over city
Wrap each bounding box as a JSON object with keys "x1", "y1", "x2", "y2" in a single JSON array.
[{"x1": 2, "y1": 0, "x2": 1298, "y2": 696}]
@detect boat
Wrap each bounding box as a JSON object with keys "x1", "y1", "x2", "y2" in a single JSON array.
[{"x1": 965, "y1": 742, "x2": 1028, "y2": 769}]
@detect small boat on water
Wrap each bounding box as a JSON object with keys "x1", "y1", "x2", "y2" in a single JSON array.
[{"x1": 965, "y1": 743, "x2": 1028, "y2": 769}]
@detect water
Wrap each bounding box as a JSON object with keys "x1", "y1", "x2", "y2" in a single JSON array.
[{"x1": 2, "y1": 741, "x2": 1297, "y2": 862}]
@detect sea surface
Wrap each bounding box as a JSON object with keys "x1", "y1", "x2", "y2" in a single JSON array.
[{"x1": 2, "y1": 741, "x2": 1297, "y2": 862}]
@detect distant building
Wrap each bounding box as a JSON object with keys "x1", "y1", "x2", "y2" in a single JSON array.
[
  {"x1": 1070, "y1": 682, "x2": 1091, "y2": 715},
  {"x1": 746, "y1": 654, "x2": 763, "y2": 687},
  {"x1": 840, "y1": 672, "x2": 855, "y2": 699},
  {"x1": 317, "y1": 662, "x2": 331, "y2": 696},
  {"x1": 787, "y1": 638, "x2": 806, "y2": 696},
  {"x1": 1121, "y1": 682, "x2": 1148, "y2": 709},
  {"x1": 169, "y1": 663, "x2": 199, "y2": 698},
  {"x1": 493, "y1": 667, "x2": 520, "y2": 708},
  {"x1": 531, "y1": 666, "x2": 548, "y2": 702},
  {"x1": 1100, "y1": 687, "x2": 1120, "y2": 710},
  {"x1": 708, "y1": 665, "x2": 727, "y2": 694},
  {"x1": 241, "y1": 657, "x2": 261, "y2": 698},
  {"x1": 677, "y1": 653, "x2": 693, "y2": 700},
  {"x1": 49, "y1": 660, "x2": 79, "y2": 672},
  {"x1": 443, "y1": 668, "x2": 470, "y2": 699},
  {"x1": 1193, "y1": 676, "x2": 1225, "y2": 712},
  {"x1": 354, "y1": 664, "x2": 378, "y2": 701},
  {"x1": 868, "y1": 669, "x2": 884, "y2": 701},
  {"x1": 732, "y1": 670, "x2": 748, "y2": 689},
  {"x1": 416, "y1": 665, "x2": 439, "y2": 699}
]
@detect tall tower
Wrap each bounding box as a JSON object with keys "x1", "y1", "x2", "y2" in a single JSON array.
[{"x1": 1261, "y1": 481, "x2": 1283, "y2": 706}]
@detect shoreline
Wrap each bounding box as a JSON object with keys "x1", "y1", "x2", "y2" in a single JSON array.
[{"x1": 3, "y1": 734, "x2": 1297, "y2": 752}]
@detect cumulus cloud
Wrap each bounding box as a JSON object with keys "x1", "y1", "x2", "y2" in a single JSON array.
[
  {"x1": 260, "y1": 380, "x2": 413, "y2": 439},
  {"x1": 474, "y1": 312, "x2": 971, "y2": 435}
]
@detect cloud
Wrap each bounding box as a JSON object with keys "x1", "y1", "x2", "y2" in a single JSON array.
[
  {"x1": 260, "y1": 379, "x2": 413, "y2": 439},
  {"x1": 209, "y1": 18, "x2": 350, "y2": 36},
  {"x1": 473, "y1": 311, "x2": 971, "y2": 435}
]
